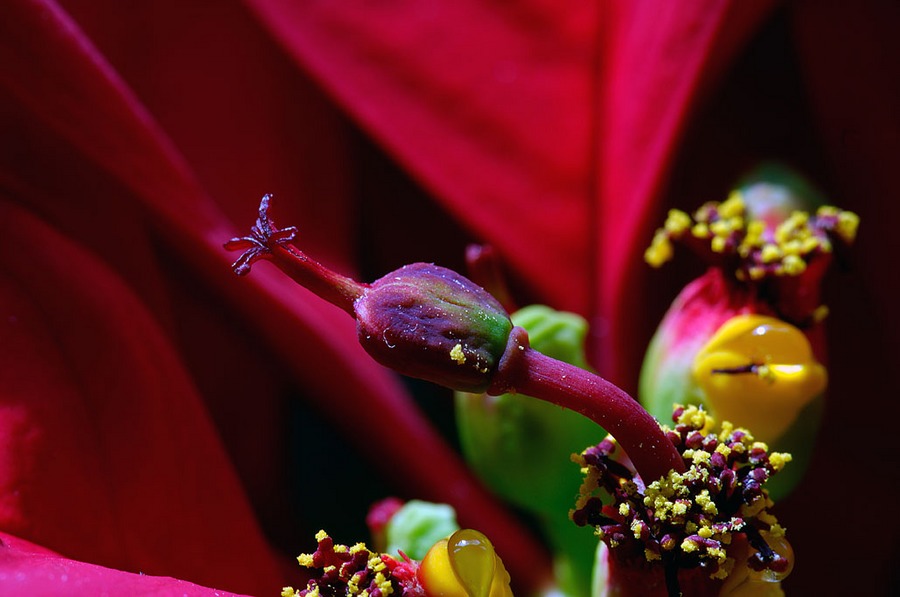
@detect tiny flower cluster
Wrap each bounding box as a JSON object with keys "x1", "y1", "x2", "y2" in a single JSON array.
[
  {"x1": 571, "y1": 405, "x2": 793, "y2": 588},
  {"x1": 644, "y1": 190, "x2": 858, "y2": 283},
  {"x1": 283, "y1": 530, "x2": 424, "y2": 597}
]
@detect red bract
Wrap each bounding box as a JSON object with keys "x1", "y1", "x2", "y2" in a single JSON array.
[
  {"x1": 0, "y1": 532, "x2": 251, "y2": 596},
  {"x1": 0, "y1": 0, "x2": 897, "y2": 595}
]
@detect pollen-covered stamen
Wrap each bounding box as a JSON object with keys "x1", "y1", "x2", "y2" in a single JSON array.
[
  {"x1": 571, "y1": 405, "x2": 793, "y2": 596},
  {"x1": 283, "y1": 530, "x2": 425, "y2": 597},
  {"x1": 645, "y1": 187, "x2": 858, "y2": 326},
  {"x1": 645, "y1": 190, "x2": 858, "y2": 282}
]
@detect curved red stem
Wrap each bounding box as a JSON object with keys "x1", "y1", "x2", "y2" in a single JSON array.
[{"x1": 490, "y1": 327, "x2": 685, "y2": 483}]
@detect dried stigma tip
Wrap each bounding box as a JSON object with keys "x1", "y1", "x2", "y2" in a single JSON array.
[
  {"x1": 224, "y1": 194, "x2": 298, "y2": 276},
  {"x1": 571, "y1": 405, "x2": 792, "y2": 596},
  {"x1": 225, "y1": 195, "x2": 364, "y2": 314}
]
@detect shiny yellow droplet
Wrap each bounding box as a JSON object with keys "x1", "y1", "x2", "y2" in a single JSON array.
[
  {"x1": 448, "y1": 529, "x2": 495, "y2": 597},
  {"x1": 418, "y1": 530, "x2": 512, "y2": 597},
  {"x1": 693, "y1": 314, "x2": 826, "y2": 443}
]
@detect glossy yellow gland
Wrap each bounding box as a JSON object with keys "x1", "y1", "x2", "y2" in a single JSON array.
[
  {"x1": 418, "y1": 529, "x2": 512, "y2": 597},
  {"x1": 692, "y1": 315, "x2": 826, "y2": 443}
]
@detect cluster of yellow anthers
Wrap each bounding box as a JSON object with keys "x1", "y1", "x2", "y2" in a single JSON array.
[
  {"x1": 644, "y1": 190, "x2": 859, "y2": 281},
  {"x1": 571, "y1": 405, "x2": 793, "y2": 582},
  {"x1": 282, "y1": 530, "x2": 418, "y2": 597}
]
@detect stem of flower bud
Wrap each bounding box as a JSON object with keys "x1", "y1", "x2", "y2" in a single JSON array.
[
  {"x1": 224, "y1": 194, "x2": 365, "y2": 315},
  {"x1": 489, "y1": 327, "x2": 686, "y2": 484}
]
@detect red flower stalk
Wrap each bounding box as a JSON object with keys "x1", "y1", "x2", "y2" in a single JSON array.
[{"x1": 226, "y1": 196, "x2": 685, "y2": 485}]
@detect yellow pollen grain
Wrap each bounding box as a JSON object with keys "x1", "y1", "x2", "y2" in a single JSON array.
[
  {"x1": 298, "y1": 554, "x2": 315, "y2": 567},
  {"x1": 315, "y1": 529, "x2": 329, "y2": 542},
  {"x1": 282, "y1": 588, "x2": 300, "y2": 597},
  {"x1": 781, "y1": 254, "x2": 806, "y2": 275},
  {"x1": 710, "y1": 219, "x2": 732, "y2": 237},
  {"x1": 681, "y1": 538, "x2": 699, "y2": 553},
  {"x1": 450, "y1": 343, "x2": 466, "y2": 365},
  {"x1": 619, "y1": 502, "x2": 631, "y2": 516},
  {"x1": 375, "y1": 572, "x2": 393, "y2": 595},
  {"x1": 696, "y1": 491, "x2": 718, "y2": 515},
  {"x1": 645, "y1": 231, "x2": 674, "y2": 267},
  {"x1": 645, "y1": 548, "x2": 662, "y2": 562},
  {"x1": 348, "y1": 574, "x2": 360, "y2": 594},
  {"x1": 747, "y1": 265, "x2": 766, "y2": 280},
  {"x1": 837, "y1": 211, "x2": 860, "y2": 241},
  {"x1": 782, "y1": 239, "x2": 804, "y2": 255},
  {"x1": 760, "y1": 244, "x2": 782, "y2": 263},
  {"x1": 718, "y1": 191, "x2": 745, "y2": 218},
  {"x1": 665, "y1": 209, "x2": 692, "y2": 234},
  {"x1": 691, "y1": 451, "x2": 711, "y2": 466},
  {"x1": 711, "y1": 236, "x2": 727, "y2": 253},
  {"x1": 744, "y1": 220, "x2": 765, "y2": 246},
  {"x1": 757, "y1": 511, "x2": 778, "y2": 526},
  {"x1": 769, "y1": 452, "x2": 792, "y2": 471},
  {"x1": 350, "y1": 543, "x2": 368, "y2": 555},
  {"x1": 802, "y1": 236, "x2": 824, "y2": 254},
  {"x1": 692, "y1": 222, "x2": 710, "y2": 238}
]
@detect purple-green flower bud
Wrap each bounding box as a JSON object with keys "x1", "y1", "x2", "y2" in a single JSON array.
[{"x1": 357, "y1": 262, "x2": 513, "y2": 393}]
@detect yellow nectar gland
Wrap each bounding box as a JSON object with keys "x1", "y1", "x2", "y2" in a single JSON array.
[
  {"x1": 693, "y1": 314, "x2": 826, "y2": 444},
  {"x1": 418, "y1": 529, "x2": 512, "y2": 597}
]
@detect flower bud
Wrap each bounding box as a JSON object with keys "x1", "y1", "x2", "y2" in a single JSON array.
[
  {"x1": 381, "y1": 499, "x2": 460, "y2": 561},
  {"x1": 356, "y1": 263, "x2": 513, "y2": 393}
]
